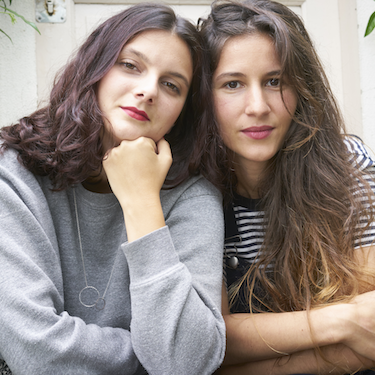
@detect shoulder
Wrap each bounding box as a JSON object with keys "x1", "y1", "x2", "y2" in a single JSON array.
[
  {"x1": 344, "y1": 135, "x2": 375, "y2": 171},
  {"x1": 0, "y1": 147, "x2": 39, "y2": 186},
  {"x1": 0, "y1": 147, "x2": 52, "y2": 209},
  {"x1": 162, "y1": 174, "x2": 222, "y2": 200},
  {"x1": 160, "y1": 174, "x2": 223, "y2": 215},
  {"x1": 0, "y1": 146, "x2": 24, "y2": 171}
]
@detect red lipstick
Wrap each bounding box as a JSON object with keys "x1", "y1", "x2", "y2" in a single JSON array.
[
  {"x1": 242, "y1": 125, "x2": 273, "y2": 140},
  {"x1": 121, "y1": 107, "x2": 150, "y2": 121}
]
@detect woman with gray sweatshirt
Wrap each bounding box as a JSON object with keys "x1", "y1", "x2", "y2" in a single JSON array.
[{"x1": 0, "y1": 3, "x2": 225, "y2": 374}]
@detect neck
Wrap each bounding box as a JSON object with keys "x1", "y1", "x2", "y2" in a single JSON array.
[{"x1": 233, "y1": 160, "x2": 268, "y2": 199}]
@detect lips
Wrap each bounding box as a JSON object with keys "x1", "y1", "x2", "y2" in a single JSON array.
[
  {"x1": 242, "y1": 125, "x2": 274, "y2": 140},
  {"x1": 121, "y1": 107, "x2": 150, "y2": 121}
]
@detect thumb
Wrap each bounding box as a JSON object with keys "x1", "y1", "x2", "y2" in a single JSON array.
[{"x1": 156, "y1": 138, "x2": 172, "y2": 158}]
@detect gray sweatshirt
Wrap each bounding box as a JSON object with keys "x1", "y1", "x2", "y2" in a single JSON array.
[{"x1": 0, "y1": 148, "x2": 226, "y2": 375}]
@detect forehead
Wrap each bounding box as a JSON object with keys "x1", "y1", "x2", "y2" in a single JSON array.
[
  {"x1": 121, "y1": 29, "x2": 191, "y2": 61},
  {"x1": 120, "y1": 29, "x2": 193, "y2": 81},
  {"x1": 126, "y1": 29, "x2": 179, "y2": 45},
  {"x1": 215, "y1": 33, "x2": 280, "y2": 74}
]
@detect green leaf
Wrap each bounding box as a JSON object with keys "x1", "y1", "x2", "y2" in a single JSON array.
[
  {"x1": 0, "y1": 27, "x2": 12, "y2": 43},
  {"x1": 22, "y1": 20, "x2": 40, "y2": 35},
  {"x1": 365, "y1": 11, "x2": 375, "y2": 36},
  {"x1": 0, "y1": 5, "x2": 41, "y2": 34}
]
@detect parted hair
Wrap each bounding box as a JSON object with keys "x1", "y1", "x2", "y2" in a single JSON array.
[
  {"x1": 0, "y1": 3, "x2": 204, "y2": 190},
  {"x1": 198, "y1": 0, "x2": 375, "y2": 313}
]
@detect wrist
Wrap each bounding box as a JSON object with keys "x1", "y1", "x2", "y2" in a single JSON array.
[
  {"x1": 118, "y1": 191, "x2": 160, "y2": 211},
  {"x1": 122, "y1": 197, "x2": 166, "y2": 242},
  {"x1": 310, "y1": 303, "x2": 352, "y2": 347}
]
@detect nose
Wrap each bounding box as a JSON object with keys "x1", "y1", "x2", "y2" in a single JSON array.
[
  {"x1": 134, "y1": 76, "x2": 158, "y2": 103},
  {"x1": 245, "y1": 86, "x2": 271, "y2": 117}
]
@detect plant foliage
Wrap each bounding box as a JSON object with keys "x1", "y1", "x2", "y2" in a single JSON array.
[
  {"x1": 365, "y1": 0, "x2": 375, "y2": 37},
  {"x1": 0, "y1": 0, "x2": 40, "y2": 42},
  {"x1": 365, "y1": 12, "x2": 375, "y2": 36}
]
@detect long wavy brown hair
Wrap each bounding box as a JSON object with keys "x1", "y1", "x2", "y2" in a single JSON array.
[
  {"x1": 0, "y1": 3, "x2": 204, "y2": 190},
  {"x1": 198, "y1": 0, "x2": 375, "y2": 314}
]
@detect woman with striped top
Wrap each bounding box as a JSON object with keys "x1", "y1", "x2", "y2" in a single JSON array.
[{"x1": 198, "y1": 0, "x2": 375, "y2": 373}]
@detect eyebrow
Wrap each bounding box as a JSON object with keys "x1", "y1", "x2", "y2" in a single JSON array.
[
  {"x1": 122, "y1": 47, "x2": 191, "y2": 89},
  {"x1": 214, "y1": 70, "x2": 282, "y2": 81},
  {"x1": 214, "y1": 72, "x2": 246, "y2": 81},
  {"x1": 266, "y1": 70, "x2": 282, "y2": 77}
]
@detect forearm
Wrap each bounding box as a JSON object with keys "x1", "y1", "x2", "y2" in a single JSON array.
[
  {"x1": 223, "y1": 304, "x2": 348, "y2": 364},
  {"x1": 219, "y1": 344, "x2": 374, "y2": 375},
  {"x1": 123, "y1": 181, "x2": 226, "y2": 374}
]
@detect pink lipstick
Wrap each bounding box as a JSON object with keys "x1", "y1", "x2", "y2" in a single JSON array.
[
  {"x1": 242, "y1": 125, "x2": 273, "y2": 140},
  {"x1": 121, "y1": 107, "x2": 150, "y2": 121}
]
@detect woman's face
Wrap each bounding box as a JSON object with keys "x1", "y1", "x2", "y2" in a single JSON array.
[
  {"x1": 97, "y1": 29, "x2": 193, "y2": 150},
  {"x1": 213, "y1": 32, "x2": 298, "y2": 174}
]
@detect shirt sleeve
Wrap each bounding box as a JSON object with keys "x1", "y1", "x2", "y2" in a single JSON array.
[
  {"x1": 0, "y1": 156, "x2": 144, "y2": 375},
  {"x1": 344, "y1": 135, "x2": 375, "y2": 170},
  {"x1": 122, "y1": 177, "x2": 226, "y2": 375},
  {"x1": 344, "y1": 136, "x2": 375, "y2": 248}
]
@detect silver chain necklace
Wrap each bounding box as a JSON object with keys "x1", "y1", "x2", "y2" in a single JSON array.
[{"x1": 73, "y1": 188, "x2": 117, "y2": 310}]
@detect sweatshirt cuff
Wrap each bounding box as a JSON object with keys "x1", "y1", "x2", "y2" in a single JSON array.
[{"x1": 121, "y1": 226, "x2": 180, "y2": 284}]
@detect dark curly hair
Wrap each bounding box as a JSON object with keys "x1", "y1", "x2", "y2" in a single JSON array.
[{"x1": 0, "y1": 3, "x2": 204, "y2": 190}]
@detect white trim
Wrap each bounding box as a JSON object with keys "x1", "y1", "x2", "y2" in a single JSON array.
[{"x1": 73, "y1": 0, "x2": 306, "y2": 5}]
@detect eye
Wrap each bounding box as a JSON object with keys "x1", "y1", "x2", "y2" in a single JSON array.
[
  {"x1": 266, "y1": 78, "x2": 280, "y2": 87},
  {"x1": 162, "y1": 81, "x2": 180, "y2": 94},
  {"x1": 225, "y1": 81, "x2": 241, "y2": 89},
  {"x1": 121, "y1": 61, "x2": 138, "y2": 71}
]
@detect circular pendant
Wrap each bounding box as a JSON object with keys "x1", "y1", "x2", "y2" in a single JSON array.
[
  {"x1": 227, "y1": 256, "x2": 239, "y2": 269},
  {"x1": 79, "y1": 286, "x2": 100, "y2": 308}
]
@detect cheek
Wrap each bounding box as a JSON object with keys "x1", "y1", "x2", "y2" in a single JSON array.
[
  {"x1": 213, "y1": 95, "x2": 230, "y2": 124},
  {"x1": 213, "y1": 98, "x2": 230, "y2": 140},
  {"x1": 157, "y1": 121, "x2": 175, "y2": 137},
  {"x1": 282, "y1": 90, "x2": 298, "y2": 119},
  {"x1": 172, "y1": 103, "x2": 184, "y2": 122},
  {"x1": 166, "y1": 97, "x2": 186, "y2": 124},
  {"x1": 96, "y1": 85, "x2": 106, "y2": 113},
  {"x1": 154, "y1": 100, "x2": 184, "y2": 138},
  {"x1": 97, "y1": 71, "x2": 116, "y2": 110},
  {"x1": 218, "y1": 119, "x2": 234, "y2": 150}
]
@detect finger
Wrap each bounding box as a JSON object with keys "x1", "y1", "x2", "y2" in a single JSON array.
[
  {"x1": 132, "y1": 136, "x2": 158, "y2": 154},
  {"x1": 156, "y1": 138, "x2": 172, "y2": 158}
]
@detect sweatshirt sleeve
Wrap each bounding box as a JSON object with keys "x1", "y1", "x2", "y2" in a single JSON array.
[
  {"x1": 0, "y1": 156, "x2": 144, "y2": 375},
  {"x1": 122, "y1": 177, "x2": 226, "y2": 375}
]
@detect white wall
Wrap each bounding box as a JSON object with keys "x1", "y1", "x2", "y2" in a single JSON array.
[
  {"x1": 357, "y1": 0, "x2": 375, "y2": 154},
  {"x1": 302, "y1": 0, "x2": 361, "y2": 138},
  {"x1": 35, "y1": 0, "x2": 76, "y2": 103},
  {"x1": 0, "y1": 1, "x2": 38, "y2": 127}
]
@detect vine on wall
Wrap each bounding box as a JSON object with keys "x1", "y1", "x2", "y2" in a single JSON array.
[{"x1": 0, "y1": 0, "x2": 40, "y2": 42}]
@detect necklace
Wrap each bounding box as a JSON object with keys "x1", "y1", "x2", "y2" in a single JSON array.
[
  {"x1": 73, "y1": 188, "x2": 117, "y2": 310},
  {"x1": 224, "y1": 234, "x2": 241, "y2": 269}
]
